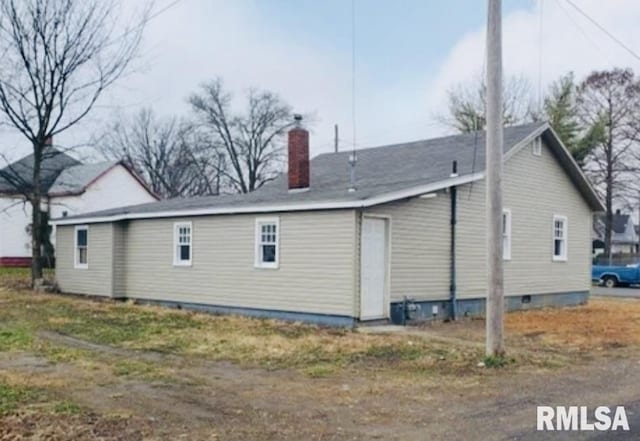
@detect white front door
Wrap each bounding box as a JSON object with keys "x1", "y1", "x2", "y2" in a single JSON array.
[{"x1": 360, "y1": 217, "x2": 388, "y2": 320}]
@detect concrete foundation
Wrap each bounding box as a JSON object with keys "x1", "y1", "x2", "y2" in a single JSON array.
[
  {"x1": 390, "y1": 291, "x2": 589, "y2": 325},
  {"x1": 132, "y1": 298, "x2": 357, "y2": 328}
]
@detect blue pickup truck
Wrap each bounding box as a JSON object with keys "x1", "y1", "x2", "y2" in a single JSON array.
[{"x1": 592, "y1": 263, "x2": 640, "y2": 288}]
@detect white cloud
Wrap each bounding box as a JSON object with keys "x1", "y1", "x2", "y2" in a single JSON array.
[
  {"x1": 426, "y1": 0, "x2": 640, "y2": 128},
  {"x1": 4, "y1": 0, "x2": 640, "y2": 163},
  {"x1": 20, "y1": 0, "x2": 441, "y2": 157}
]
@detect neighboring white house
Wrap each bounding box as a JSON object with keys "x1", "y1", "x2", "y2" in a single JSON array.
[
  {"x1": 592, "y1": 210, "x2": 638, "y2": 255},
  {"x1": 0, "y1": 147, "x2": 158, "y2": 266},
  {"x1": 52, "y1": 122, "x2": 604, "y2": 327}
]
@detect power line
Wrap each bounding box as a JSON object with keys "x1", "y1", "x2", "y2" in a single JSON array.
[
  {"x1": 554, "y1": 0, "x2": 613, "y2": 64},
  {"x1": 537, "y1": 0, "x2": 544, "y2": 114},
  {"x1": 351, "y1": 0, "x2": 357, "y2": 158},
  {"x1": 348, "y1": 0, "x2": 357, "y2": 192},
  {"x1": 564, "y1": 0, "x2": 640, "y2": 63}
]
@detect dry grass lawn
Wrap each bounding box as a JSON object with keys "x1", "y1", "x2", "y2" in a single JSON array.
[
  {"x1": 2, "y1": 268, "x2": 640, "y2": 439},
  {"x1": 506, "y1": 298, "x2": 640, "y2": 349}
]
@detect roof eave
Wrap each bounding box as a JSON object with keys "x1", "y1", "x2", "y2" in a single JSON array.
[
  {"x1": 50, "y1": 172, "x2": 485, "y2": 225},
  {"x1": 540, "y1": 125, "x2": 605, "y2": 212}
]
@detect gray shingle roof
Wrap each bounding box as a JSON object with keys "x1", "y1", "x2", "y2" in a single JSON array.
[
  {"x1": 49, "y1": 161, "x2": 119, "y2": 195},
  {"x1": 0, "y1": 148, "x2": 81, "y2": 194},
  {"x1": 612, "y1": 213, "x2": 630, "y2": 234},
  {"x1": 57, "y1": 122, "x2": 588, "y2": 223},
  {"x1": 594, "y1": 212, "x2": 636, "y2": 244}
]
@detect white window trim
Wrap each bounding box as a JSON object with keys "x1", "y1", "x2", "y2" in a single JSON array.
[
  {"x1": 255, "y1": 217, "x2": 280, "y2": 269},
  {"x1": 173, "y1": 221, "x2": 193, "y2": 267},
  {"x1": 502, "y1": 209, "x2": 512, "y2": 261},
  {"x1": 532, "y1": 137, "x2": 542, "y2": 156},
  {"x1": 74, "y1": 225, "x2": 89, "y2": 269},
  {"x1": 552, "y1": 214, "x2": 568, "y2": 262}
]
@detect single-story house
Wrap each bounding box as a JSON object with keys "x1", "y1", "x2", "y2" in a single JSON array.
[
  {"x1": 51, "y1": 121, "x2": 603, "y2": 327},
  {"x1": 592, "y1": 210, "x2": 638, "y2": 255},
  {"x1": 0, "y1": 141, "x2": 158, "y2": 266}
]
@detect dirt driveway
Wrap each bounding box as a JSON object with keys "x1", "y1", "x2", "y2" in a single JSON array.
[
  {"x1": 1, "y1": 276, "x2": 640, "y2": 440},
  {"x1": 2, "y1": 331, "x2": 639, "y2": 441}
]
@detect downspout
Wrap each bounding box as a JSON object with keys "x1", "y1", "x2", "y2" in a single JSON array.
[{"x1": 450, "y1": 161, "x2": 458, "y2": 320}]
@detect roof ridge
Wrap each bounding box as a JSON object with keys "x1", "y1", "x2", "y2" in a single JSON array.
[
  {"x1": 313, "y1": 121, "x2": 547, "y2": 159},
  {"x1": 64, "y1": 160, "x2": 118, "y2": 169}
]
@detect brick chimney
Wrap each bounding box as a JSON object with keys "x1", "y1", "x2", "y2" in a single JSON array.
[
  {"x1": 44, "y1": 135, "x2": 52, "y2": 146},
  {"x1": 288, "y1": 115, "x2": 310, "y2": 190}
]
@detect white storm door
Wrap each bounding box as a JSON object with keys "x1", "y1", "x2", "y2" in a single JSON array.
[{"x1": 360, "y1": 217, "x2": 388, "y2": 320}]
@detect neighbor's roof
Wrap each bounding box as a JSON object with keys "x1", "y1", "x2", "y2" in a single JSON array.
[
  {"x1": 48, "y1": 161, "x2": 119, "y2": 195},
  {"x1": 612, "y1": 213, "x2": 630, "y2": 235},
  {"x1": 51, "y1": 122, "x2": 604, "y2": 225},
  {"x1": 0, "y1": 147, "x2": 81, "y2": 194},
  {"x1": 594, "y1": 212, "x2": 636, "y2": 243}
]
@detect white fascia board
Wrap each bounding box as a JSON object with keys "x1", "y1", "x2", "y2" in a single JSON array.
[
  {"x1": 503, "y1": 123, "x2": 549, "y2": 161},
  {"x1": 50, "y1": 172, "x2": 485, "y2": 226}
]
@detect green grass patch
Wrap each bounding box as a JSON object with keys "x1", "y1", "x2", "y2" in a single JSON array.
[
  {"x1": 38, "y1": 343, "x2": 98, "y2": 364},
  {"x1": 52, "y1": 400, "x2": 82, "y2": 415},
  {"x1": 0, "y1": 382, "x2": 38, "y2": 415},
  {"x1": 483, "y1": 354, "x2": 515, "y2": 368},
  {"x1": 362, "y1": 343, "x2": 424, "y2": 362},
  {"x1": 303, "y1": 363, "x2": 338, "y2": 378},
  {"x1": 0, "y1": 267, "x2": 54, "y2": 290},
  {"x1": 51, "y1": 307, "x2": 201, "y2": 347},
  {"x1": 0, "y1": 325, "x2": 33, "y2": 351},
  {"x1": 112, "y1": 359, "x2": 173, "y2": 381}
]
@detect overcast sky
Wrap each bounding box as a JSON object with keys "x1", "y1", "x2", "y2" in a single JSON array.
[{"x1": 3, "y1": 0, "x2": 640, "y2": 161}]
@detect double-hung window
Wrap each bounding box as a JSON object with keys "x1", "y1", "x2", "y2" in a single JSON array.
[
  {"x1": 255, "y1": 217, "x2": 279, "y2": 269},
  {"x1": 74, "y1": 225, "x2": 88, "y2": 269},
  {"x1": 552, "y1": 215, "x2": 568, "y2": 261},
  {"x1": 502, "y1": 209, "x2": 512, "y2": 260},
  {"x1": 173, "y1": 222, "x2": 192, "y2": 266}
]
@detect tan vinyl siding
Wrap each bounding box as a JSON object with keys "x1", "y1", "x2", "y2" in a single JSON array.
[
  {"x1": 112, "y1": 222, "x2": 127, "y2": 298},
  {"x1": 56, "y1": 223, "x2": 114, "y2": 296},
  {"x1": 503, "y1": 139, "x2": 591, "y2": 295},
  {"x1": 456, "y1": 139, "x2": 592, "y2": 297},
  {"x1": 352, "y1": 211, "x2": 363, "y2": 316},
  {"x1": 365, "y1": 137, "x2": 592, "y2": 302},
  {"x1": 455, "y1": 180, "x2": 487, "y2": 298},
  {"x1": 366, "y1": 193, "x2": 450, "y2": 302},
  {"x1": 123, "y1": 210, "x2": 357, "y2": 316}
]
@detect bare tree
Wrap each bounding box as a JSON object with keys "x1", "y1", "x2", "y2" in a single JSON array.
[
  {"x1": 576, "y1": 68, "x2": 640, "y2": 258},
  {"x1": 189, "y1": 79, "x2": 295, "y2": 194},
  {"x1": 0, "y1": 0, "x2": 146, "y2": 283},
  {"x1": 97, "y1": 108, "x2": 220, "y2": 199},
  {"x1": 436, "y1": 74, "x2": 536, "y2": 133}
]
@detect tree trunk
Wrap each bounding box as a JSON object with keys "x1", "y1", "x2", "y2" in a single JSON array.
[
  {"x1": 31, "y1": 142, "x2": 43, "y2": 285},
  {"x1": 605, "y1": 173, "x2": 613, "y2": 265},
  {"x1": 604, "y1": 101, "x2": 614, "y2": 266}
]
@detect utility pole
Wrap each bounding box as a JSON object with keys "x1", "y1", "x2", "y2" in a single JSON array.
[
  {"x1": 637, "y1": 191, "x2": 640, "y2": 254},
  {"x1": 334, "y1": 124, "x2": 339, "y2": 153},
  {"x1": 485, "y1": 0, "x2": 505, "y2": 357}
]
